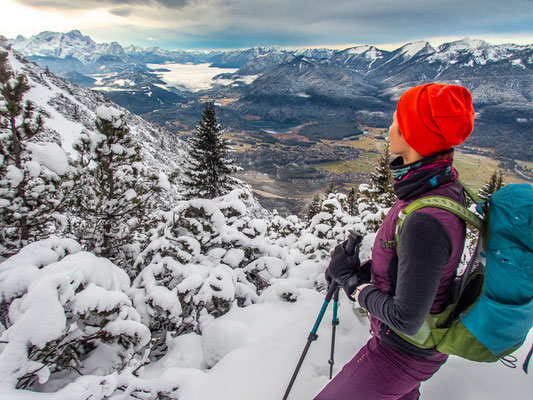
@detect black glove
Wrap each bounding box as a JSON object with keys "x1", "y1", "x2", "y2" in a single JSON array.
[
  {"x1": 325, "y1": 235, "x2": 370, "y2": 299},
  {"x1": 325, "y1": 239, "x2": 359, "y2": 285},
  {"x1": 359, "y1": 260, "x2": 372, "y2": 283}
]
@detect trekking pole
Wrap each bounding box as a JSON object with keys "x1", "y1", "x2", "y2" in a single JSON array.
[
  {"x1": 328, "y1": 287, "x2": 340, "y2": 379},
  {"x1": 282, "y1": 282, "x2": 339, "y2": 400},
  {"x1": 326, "y1": 230, "x2": 359, "y2": 380},
  {"x1": 282, "y1": 232, "x2": 360, "y2": 400}
]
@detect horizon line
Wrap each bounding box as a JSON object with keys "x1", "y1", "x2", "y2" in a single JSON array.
[{"x1": 7, "y1": 30, "x2": 533, "y2": 53}]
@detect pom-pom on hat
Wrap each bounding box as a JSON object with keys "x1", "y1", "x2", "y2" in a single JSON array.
[{"x1": 396, "y1": 83, "x2": 475, "y2": 156}]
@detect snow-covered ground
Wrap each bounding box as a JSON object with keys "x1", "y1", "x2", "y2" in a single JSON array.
[
  {"x1": 3, "y1": 291, "x2": 531, "y2": 400},
  {"x1": 177, "y1": 289, "x2": 533, "y2": 400}
]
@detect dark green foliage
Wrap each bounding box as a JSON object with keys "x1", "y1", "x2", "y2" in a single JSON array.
[
  {"x1": 306, "y1": 193, "x2": 322, "y2": 220},
  {"x1": 182, "y1": 103, "x2": 239, "y2": 199},
  {"x1": 325, "y1": 182, "x2": 336, "y2": 196},
  {"x1": 478, "y1": 170, "x2": 505, "y2": 201},
  {"x1": 370, "y1": 143, "x2": 395, "y2": 207},
  {"x1": 346, "y1": 187, "x2": 358, "y2": 216}
]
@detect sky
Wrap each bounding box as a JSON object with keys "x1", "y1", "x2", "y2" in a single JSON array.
[{"x1": 1, "y1": 0, "x2": 533, "y2": 50}]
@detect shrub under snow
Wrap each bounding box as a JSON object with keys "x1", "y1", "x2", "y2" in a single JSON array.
[
  {"x1": 132, "y1": 189, "x2": 290, "y2": 340},
  {"x1": 0, "y1": 237, "x2": 149, "y2": 391}
]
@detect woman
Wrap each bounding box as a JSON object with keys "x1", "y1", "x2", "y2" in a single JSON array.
[{"x1": 316, "y1": 83, "x2": 475, "y2": 399}]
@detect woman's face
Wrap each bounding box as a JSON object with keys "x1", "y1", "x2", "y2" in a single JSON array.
[{"x1": 389, "y1": 112, "x2": 410, "y2": 156}]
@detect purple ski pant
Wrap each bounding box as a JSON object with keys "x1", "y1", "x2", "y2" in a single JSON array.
[{"x1": 314, "y1": 336, "x2": 448, "y2": 400}]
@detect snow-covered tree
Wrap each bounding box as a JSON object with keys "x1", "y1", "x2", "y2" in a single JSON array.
[
  {"x1": 69, "y1": 105, "x2": 170, "y2": 275},
  {"x1": 478, "y1": 169, "x2": 505, "y2": 201},
  {"x1": 0, "y1": 51, "x2": 72, "y2": 259},
  {"x1": 182, "y1": 103, "x2": 239, "y2": 199}
]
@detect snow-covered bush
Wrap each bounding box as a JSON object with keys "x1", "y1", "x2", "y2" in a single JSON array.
[
  {"x1": 0, "y1": 237, "x2": 149, "y2": 391},
  {"x1": 267, "y1": 212, "x2": 306, "y2": 245},
  {"x1": 132, "y1": 189, "x2": 289, "y2": 339}
]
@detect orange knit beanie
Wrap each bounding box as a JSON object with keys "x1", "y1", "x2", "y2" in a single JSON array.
[{"x1": 396, "y1": 83, "x2": 475, "y2": 156}]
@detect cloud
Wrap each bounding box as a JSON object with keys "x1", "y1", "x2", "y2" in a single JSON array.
[
  {"x1": 16, "y1": 0, "x2": 190, "y2": 9},
  {"x1": 109, "y1": 7, "x2": 133, "y2": 16},
  {"x1": 12, "y1": 0, "x2": 533, "y2": 49}
]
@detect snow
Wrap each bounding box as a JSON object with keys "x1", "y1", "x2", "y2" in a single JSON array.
[
  {"x1": 201, "y1": 318, "x2": 252, "y2": 367},
  {"x1": 346, "y1": 45, "x2": 372, "y2": 55},
  {"x1": 511, "y1": 59, "x2": 526, "y2": 69},
  {"x1": 26, "y1": 142, "x2": 69, "y2": 176},
  {"x1": 222, "y1": 248, "x2": 245, "y2": 267},
  {"x1": 73, "y1": 283, "x2": 132, "y2": 314},
  {"x1": 0, "y1": 199, "x2": 532, "y2": 400},
  {"x1": 3, "y1": 41, "x2": 533, "y2": 397},
  {"x1": 123, "y1": 188, "x2": 137, "y2": 200},
  {"x1": 96, "y1": 105, "x2": 124, "y2": 122},
  {"x1": 157, "y1": 172, "x2": 171, "y2": 191},
  {"x1": 401, "y1": 41, "x2": 429, "y2": 58},
  {"x1": 5, "y1": 166, "x2": 24, "y2": 188}
]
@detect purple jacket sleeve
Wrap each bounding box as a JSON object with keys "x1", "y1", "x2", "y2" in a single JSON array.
[{"x1": 358, "y1": 212, "x2": 452, "y2": 335}]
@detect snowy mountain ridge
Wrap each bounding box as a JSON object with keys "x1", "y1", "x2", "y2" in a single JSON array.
[
  {"x1": 10, "y1": 30, "x2": 532, "y2": 71},
  {"x1": 12, "y1": 30, "x2": 128, "y2": 65},
  {"x1": 1, "y1": 43, "x2": 186, "y2": 178}
]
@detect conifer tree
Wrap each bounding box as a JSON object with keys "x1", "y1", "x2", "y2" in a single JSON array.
[
  {"x1": 182, "y1": 103, "x2": 238, "y2": 199},
  {"x1": 325, "y1": 182, "x2": 336, "y2": 196},
  {"x1": 69, "y1": 106, "x2": 166, "y2": 274},
  {"x1": 306, "y1": 193, "x2": 322, "y2": 220},
  {"x1": 370, "y1": 143, "x2": 395, "y2": 207},
  {"x1": 346, "y1": 187, "x2": 358, "y2": 216},
  {"x1": 478, "y1": 169, "x2": 505, "y2": 201},
  {"x1": 0, "y1": 52, "x2": 71, "y2": 258}
]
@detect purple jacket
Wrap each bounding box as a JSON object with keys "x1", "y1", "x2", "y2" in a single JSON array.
[{"x1": 360, "y1": 179, "x2": 466, "y2": 357}]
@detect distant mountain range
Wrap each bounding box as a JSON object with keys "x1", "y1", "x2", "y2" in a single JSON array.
[{"x1": 8, "y1": 30, "x2": 533, "y2": 161}]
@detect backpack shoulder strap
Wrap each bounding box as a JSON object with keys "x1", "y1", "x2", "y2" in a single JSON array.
[
  {"x1": 393, "y1": 196, "x2": 485, "y2": 252},
  {"x1": 460, "y1": 180, "x2": 483, "y2": 205}
]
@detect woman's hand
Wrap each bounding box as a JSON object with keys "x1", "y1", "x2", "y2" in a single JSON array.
[{"x1": 325, "y1": 237, "x2": 371, "y2": 299}]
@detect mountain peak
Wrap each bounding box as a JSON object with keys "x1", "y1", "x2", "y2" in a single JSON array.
[
  {"x1": 439, "y1": 37, "x2": 489, "y2": 52},
  {"x1": 399, "y1": 41, "x2": 434, "y2": 57},
  {"x1": 66, "y1": 29, "x2": 84, "y2": 38}
]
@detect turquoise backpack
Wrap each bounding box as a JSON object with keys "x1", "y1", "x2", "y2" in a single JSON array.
[{"x1": 391, "y1": 183, "x2": 533, "y2": 369}]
